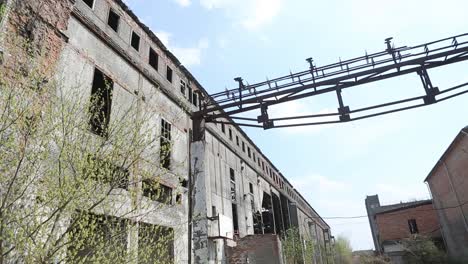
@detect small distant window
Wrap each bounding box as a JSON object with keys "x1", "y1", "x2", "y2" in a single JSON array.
[
  {"x1": 166, "y1": 66, "x2": 173, "y2": 83},
  {"x1": 212, "y1": 206, "x2": 217, "y2": 217},
  {"x1": 248, "y1": 147, "x2": 251, "y2": 158},
  {"x1": 253, "y1": 153, "x2": 256, "y2": 162},
  {"x1": 229, "y1": 129, "x2": 233, "y2": 140},
  {"x1": 149, "y1": 48, "x2": 159, "y2": 71},
  {"x1": 192, "y1": 92, "x2": 198, "y2": 107},
  {"x1": 107, "y1": 9, "x2": 120, "y2": 32},
  {"x1": 408, "y1": 219, "x2": 419, "y2": 234},
  {"x1": 236, "y1": 136, "x2": 239, "y2": 146},
  {"x1": 180, "y1": 80, "x2": 186, "y2": 96},
  {"x1": 249, "y1": 183, "x2": 254, "y2": 194},
  {"x1": 221, "y1": 123, "x2": 225, "y2": 133},
  {"x1": 242, "y1": 142, "x2": 245, "y2": 152},
  {"x1": 82, "y1": 0, "x2": 94, "y2": 8},
  {"x1": 188, "y1": 87, "x2": 193, "y2": 103},
  {"x1": 230, "y1": 168, "x2": 235, "y2": 182},
  {"x1": 160, "y1": 119, "x2": 172, "y2": 169},
  {"x1": 131, "y1": 32, "x2": 140, "y2": 51}
]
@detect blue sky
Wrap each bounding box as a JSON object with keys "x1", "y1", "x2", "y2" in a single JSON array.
[{"x1": 124, "y1": 0, "x2": 468, "y2": 250}]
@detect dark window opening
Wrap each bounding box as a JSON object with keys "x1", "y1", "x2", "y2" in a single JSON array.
[
  {"x1": 180, "y1": 178, "x2": 188, "y2": 188},
  {"x1": 107, "y1": 9, "x2": 120, "y2": 32},
  {"x1": 188, "y1": 87, "x2": 193, "y2": 103},
  {"x1": 176, "y1": 194, "x2": 182, "y2": 204},
  {"x1": 228, "y1": 129, "x2": 232, "y2": 140},
  {"x1": 230, "y1": 168, "x2": 235, "y2": 182},
  {"x1": 142, "y1": 180, "x2": 173, "y2": 205},
  {"x1": 261, "y1": 192, "x2": 274, "y2": 234},
  {"x1": 138, "y1": 223, "x2": 174, "y2": 264},
  {"x1": 89, "y1": 68, "x2": 113, "y2": 137},
  {"x1": 236, "y1": 136, "x2": 239, "y2": 146},
  {"x1": 212, "y1": 206, "x2": 217, "y2": 217},
  {"x1": 149, "y1": 48, "x2": 159, "y2": 71},
  {"x1": 180, "y1": 80, "x2": 186, "y2": 96},
  {"x1": 166, "y1": 66, "x2": 173, "y2": 83},
  {"x1": 249, "y1": 183, "x2": 254, "y2": 194},
  {"x1": 232, "y1": 203, "x2": 239, "y2": 235},
  {"x1": 82, "y1": 0, "x2": 94, "y2": 8},
  {"x1": 248, "y1": 147, "x2": 251, "y2": 158},
  {"x1": 69, "y1": 212, "x2": 128, "y2": 262},
  {"x1": 253, "y1": 153, "x2": 256, "y2": 162},
  {"x1": 230, "y1": 168, "x2": 236, "y2": 202},
  {"x1": 160, "y1": 119, "x2": 172, "y2": 169},
  {"x1": 192, "y1": 92, "x2": 198, "y2": 107},
  {"x1": 131, "y1": 32, "x2": 140, "y2": 51},
  {"x1": 221, "y1": 123, "x2": 225, "y2": 133},
  {"x1": 242, "y1": 142, "x2": 245, "y2": 152},
  {"x1": 408, "y1": 219, "x2": 419, "y2": 234}
]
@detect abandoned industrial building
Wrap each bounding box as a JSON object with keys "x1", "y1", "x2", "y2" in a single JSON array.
[{"x1": 0, "y1": 0, "x2": 333, "y2": 263}]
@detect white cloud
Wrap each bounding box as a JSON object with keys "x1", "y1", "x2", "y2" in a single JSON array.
[
  {"x1": 174, "y1": 0, "x2": 191, "y2": 7},
  {"x1": 291, "y1": 174, "x2": 350, "y2": 194},
  {"x1": 156, "y1": 31, "x2": 209, "y2": 67},
  {"x1": 199, "y1": 0, "x2": 283, "y2": 31}
]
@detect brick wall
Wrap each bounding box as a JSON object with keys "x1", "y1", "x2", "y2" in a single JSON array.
[
  {"x1": 426, "y1": 128, "x2": 468, "y2": 260},
  {"x1": 375, "y1": 203, "x2": 440, "y2": 242},
  {"x1": 226, "y1": 234, "x2": 283, "y2": 264}
]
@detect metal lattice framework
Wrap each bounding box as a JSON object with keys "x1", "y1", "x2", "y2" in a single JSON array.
[{"x1": 194, "y1": 33, "x2": 468, "y2": 129}]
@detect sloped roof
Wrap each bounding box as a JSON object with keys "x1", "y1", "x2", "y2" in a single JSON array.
[{"x1": 374, "y1": 199, "x2": 432, "y2": 215}]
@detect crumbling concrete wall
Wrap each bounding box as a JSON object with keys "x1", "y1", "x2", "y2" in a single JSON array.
[{"x1": 0, "y1": 0, "x2": 73, "y2": 80}]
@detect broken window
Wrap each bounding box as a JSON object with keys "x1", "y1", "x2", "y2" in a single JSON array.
[
  {"x1": 166, "y1": 66, "x2": 173, "y2": 83},
  {"x1": 107, "y1": 9, "x2": 120, "y2": 32},
  {"x1": 192, "y1": 92, "x2": 198, "y2": 107},
  {"x1": 160, "y1": 119, "x2": 172, "y2": 169},
  {"x1": 142, "y1": 180, "x2": 173, "y2": 205},
  {"x1": 69, "y1": 212, "x2": 128, "y2": 262},
  {"x1": 89, "y1": 68, "x2": 113, "y2": 137},
  {"x1": 138, "y1": 223, "x2": 174, "y2": 264},
  {"x1": 230, "y1": 168, "x2": 236, "y2": 202},
  {"x1": 180, "y1": 80, "x2": 186, "y2": 96},
  {"x1": 408, "y1": 219, "x2": 419, "y2": 234},
  {"x1": 228, "y1": 128, "x2": 232, "y2": 140},
  {"x1": 188, "y1": 86, "x2": 193, "y2": 103},
  {"x1": 131, "y1": 32, "x2": 140, "y2": 51},
  {"x1": 82, "y1": 0, "x2": 94, "y2": 8},
  {"x1": 232, "y1": 204, "x2": 239, "y2": 235},
  {"x1": 84, "y1": 155, "x2": 129, "y2": 189},
  {"x1": 149, "y1": 47, "x2": 159, "y2": 71}
]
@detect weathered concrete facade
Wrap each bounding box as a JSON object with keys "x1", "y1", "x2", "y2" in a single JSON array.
[
  {"x1": 0, "y1": 0, "x2": 332, "y2": 263},
  {"x1": 425, "y1": 126, "x2": 468, "y2": 261}
]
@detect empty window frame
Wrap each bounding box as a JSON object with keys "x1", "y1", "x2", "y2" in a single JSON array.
[
  {"x1": 249, "y1": 183, "x2": 254, "y2": 194},
  {"x1": 107, "y1": 9, "x2": 120, "y2": 32},
  {"x1": 180, "y1": 80, "x2": 186, "y2": 96},
  {"x1": 82, "y1": 0, "x2": 94, "y2": 8},
  {"x1": 221, "y1": 123, "x2": 225, "y2": 133},
  {"x1": 408, "y1": 219, "x2": 419, "y2": 234},
  {"x1": 166, "y1": 66, "x2": 173, "y2": 83},
  {"x1": 160, "y1": 119, "x2": 172, "y2": 169},
  {"x1": 188, "y1": 87, "x2": 193, "y2": 103},
  {"x1": 149, "y1": 47, "x2": 159, "y2": 71},
  {"x1": 192, "y1": 92, "x2": 198, "y2": 107},
  {"x1": 138, "y1": 223, "x2": 174, "y2": 264},
  {"x1": 236, "y1": 135, "x2": 239, "y2": 146},
  {"x1": 230, "y1": 168, "x2": 236, "y2": 202},
  {"x1": 229, "y1": 129, "x2": 233, "y2": 140},
  {"x1": 142, "y1": 180, "x2": 173, "y2": 205},
  {"x1": 242, "y1": 141, "x2": 245, "y2": 152},
  {"x1": 89, "y1": 68, "x2": 113, "y2": 137},
  {"x1": 248, "y1": 147, "x2": 251, "y2": 158},
  {"x1": 131, "y1": 32, "x2": 140, "y2": 51},
  {"x1": 253, "y1": 152, "x2": 256, "y2": 162}
]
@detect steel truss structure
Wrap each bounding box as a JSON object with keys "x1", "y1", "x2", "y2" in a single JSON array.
[{"x1": 194, "y1": 33, "x2": 468, "y2": 129}]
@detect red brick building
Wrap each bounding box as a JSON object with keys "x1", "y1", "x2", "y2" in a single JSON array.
[
  {"x1": 366, "y1": 195, "x2": 442, "y2": 263},
  {"x1": 425, "y1": 126, "x2": 468, "y2": 261}
]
